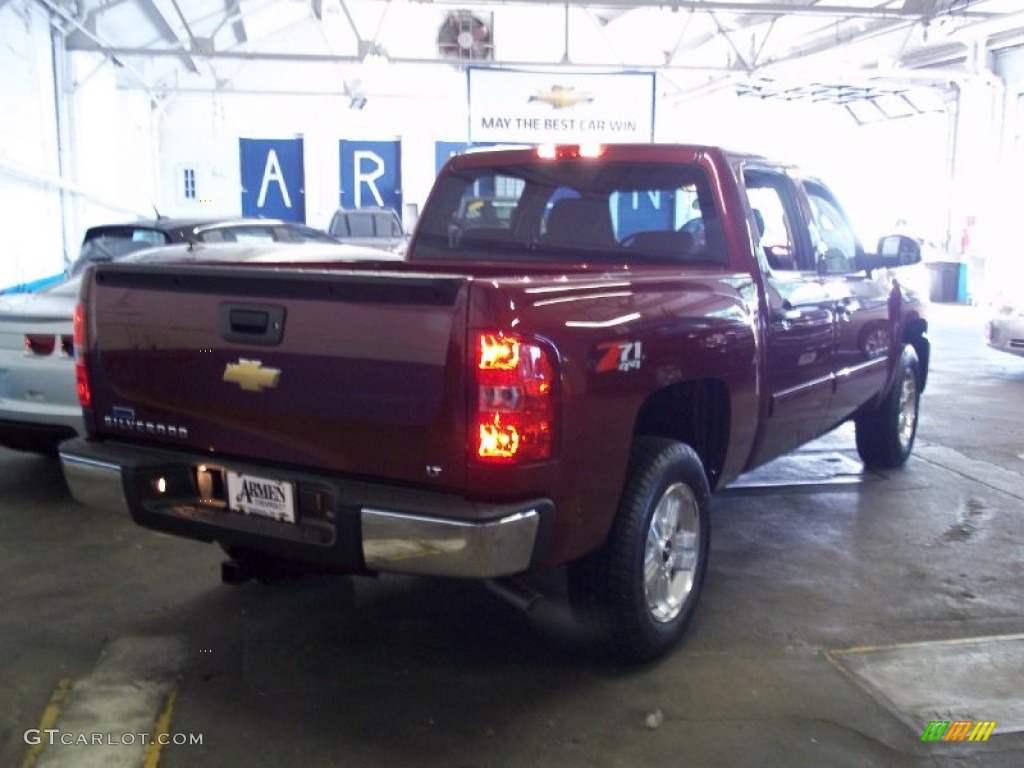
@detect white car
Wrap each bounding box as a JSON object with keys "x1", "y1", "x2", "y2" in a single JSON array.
[
  {"x1": 0, "y1": 277, "x2": 83, "y2": 453},
  {"x1": 0, "y1": 241, "x2": 401, "y2": 454},
  {"x1": 986, "y1": 291, "x2": 1024, "y2": 358}
]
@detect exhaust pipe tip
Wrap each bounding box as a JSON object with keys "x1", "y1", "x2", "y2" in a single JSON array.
[
  {"x1": 221, "y1": 558, "x2": 253, "y2": 586},
  {"x1": 485, "y1": 578, "x2": 544, "y2": 613}
]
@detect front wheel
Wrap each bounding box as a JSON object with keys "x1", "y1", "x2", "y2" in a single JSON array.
[
  {"x1": 568, "y1": 437, "x2": 711, "y2": 663},
  {"x1": 855, "y1": 344, "x2": 921, "y2": 469}
]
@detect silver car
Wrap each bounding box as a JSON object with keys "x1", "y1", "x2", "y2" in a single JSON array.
[
  {"x1": 0, "y1": 241, "x2": 401, "y2": 454},
  {"x1": 987, "y1": 290, "x2": 1024, "y2": 358},
  {"x1": 326, "y1": 208, "x2": 408, "y2": 254},
  {"x1": 0, "y1": 277, "x2": 83, "y2": 453}
]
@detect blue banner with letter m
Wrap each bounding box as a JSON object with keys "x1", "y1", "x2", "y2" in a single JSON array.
[{"x1": 239, "y1": 138, "x2": 305, "y2": 222}]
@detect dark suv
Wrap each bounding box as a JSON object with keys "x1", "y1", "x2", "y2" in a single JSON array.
[{"x1": 67, "y1": 217, "x2": 338, "y2": 276}]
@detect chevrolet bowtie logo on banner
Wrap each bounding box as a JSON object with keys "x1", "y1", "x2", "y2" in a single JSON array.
[
  {"x1": 223, "y1": 359, "x2": 281, "y2": 392},
  {"x1": 468, "y1": 68, "x2": 655, "y2": 145},
  {"x1": 528, "y1": 85, "x2": 595, "y2": 109}
]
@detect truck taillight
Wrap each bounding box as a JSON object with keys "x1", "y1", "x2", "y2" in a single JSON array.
[
  {"x1": 474, "y1": 331, "x2": 555, "y2": 463},
  {"x1": 73, "y1": 302, "x2": 91, "y2": 408}
]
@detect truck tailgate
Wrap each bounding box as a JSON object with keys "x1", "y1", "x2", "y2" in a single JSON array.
[{"x1": 86, "y1": 265, "x2": 470, "y2": 489}]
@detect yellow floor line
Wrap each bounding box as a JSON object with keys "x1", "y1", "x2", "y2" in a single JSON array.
[
  {"x1": 143, "y1": 684, "x2": 179, "y2": 768},
  {"x1": 21, "y1": 678, "x2": 72, "y2": 768}
]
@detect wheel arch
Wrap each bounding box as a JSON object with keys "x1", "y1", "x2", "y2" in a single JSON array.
[
  {"x1": 902, "y1": 314, "x2": 930, "y2": 391},
  {"x1": 632, "y1": 378, "x2": 730, "y2": 491}
]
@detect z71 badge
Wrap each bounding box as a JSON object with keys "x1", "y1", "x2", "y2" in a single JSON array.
[{"x1": 596, "y1": 340, "x2": 643, "y2": 373}]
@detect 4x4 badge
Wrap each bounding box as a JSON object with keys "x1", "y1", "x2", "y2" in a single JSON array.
[{"x1": 223, "y1": 359, "x2": 281, "y2": 392}]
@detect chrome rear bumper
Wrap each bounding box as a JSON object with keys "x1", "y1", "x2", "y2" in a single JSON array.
[
  {"x1": 361, "y1": 507, "x2": 540, "y2": 578},
  {"x1": 60, "y1": 451, "x2": 129, "y2": 515},
  {"x1": 59, "y1": 438, "x2": 547, "y2": 579}
]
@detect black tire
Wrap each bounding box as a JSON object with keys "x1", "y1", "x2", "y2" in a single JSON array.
[
  {"x1": 855, "y1": 344, "x2": 921, "y2": 469},
  {"x1": 568, "y1": 437, "x2": 711, "y2": 664}
]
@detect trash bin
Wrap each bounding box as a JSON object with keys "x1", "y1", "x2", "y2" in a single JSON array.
[{"x1": 926, "y1": 261, "x2": 963, "y2": 303}]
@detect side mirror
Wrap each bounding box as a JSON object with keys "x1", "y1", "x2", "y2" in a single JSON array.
[{"x1": 877, "y1": 234, "x2": 921, "y2": 267}]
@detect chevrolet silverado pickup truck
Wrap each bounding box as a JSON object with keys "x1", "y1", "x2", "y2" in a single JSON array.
[{"x1": 59, "y1": 144, "x2": 929, "y2": 662}]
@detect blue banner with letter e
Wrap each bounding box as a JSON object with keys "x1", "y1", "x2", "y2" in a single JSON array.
[{"x1": 239, "y1": 138, "x2": 305, "y2": 222}]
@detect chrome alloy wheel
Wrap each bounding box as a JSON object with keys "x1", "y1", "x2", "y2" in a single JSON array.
[
  {"x1": 643, "y1": 482, "x2": 701, "y2": 623},
  {"x1": 897, "y1": 365, "x2": 918, "y2": 449},
  {"x1": 862, "y1": 328, "x2": 891, "y2": 359}
]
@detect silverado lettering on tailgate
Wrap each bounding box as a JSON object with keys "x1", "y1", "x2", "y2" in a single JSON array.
[{"x1": 103, "y1": 407, "x2": 189, "y2": 439}]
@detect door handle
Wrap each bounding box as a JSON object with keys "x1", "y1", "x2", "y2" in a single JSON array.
[{"x1": 218, "y1": 303, "x2": 286, "y2": 346}]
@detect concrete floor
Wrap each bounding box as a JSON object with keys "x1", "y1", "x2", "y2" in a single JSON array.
[{"x1": 2, "y1": 303, "x2": 1023, "y2": 767}]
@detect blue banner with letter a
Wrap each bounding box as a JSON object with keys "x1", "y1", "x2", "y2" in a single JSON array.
[{"x1": 239, "y1": 138, "x2": 306, "y2": 222}]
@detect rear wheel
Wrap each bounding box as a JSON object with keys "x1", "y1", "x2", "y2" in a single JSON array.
[
  {"x1": 569, "y1": 437, "x2": 710, "y2": 663},
  {"x1": 855, "y1": 344, "x2": 920, "y2": 469}
]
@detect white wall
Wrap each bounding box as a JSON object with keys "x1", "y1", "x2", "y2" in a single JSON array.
[
  {"x1": 2, "y1": 0, "x2": 988, "y2": 293},
  {"x1": 0, "y1": 1, "x2": 63, "y2": 288},
  {"x1": 155, "y1": 65, "x2": 469, "y2": 231},
  {"x1": 0, "y1": 0, "x2": 157, "y2": 289},
  {"x1": 656, "y1": 89, "x2": 954, "y2": 249},
  {"x1": 66, "y1": 56, "x2": 157, "y2": 234},
  {"x1": 154, "y1": 67, "x2": 956, "y2": 249},
  {"x1": 989, "y1": 47, "x2": 1024, "y2": 291}
]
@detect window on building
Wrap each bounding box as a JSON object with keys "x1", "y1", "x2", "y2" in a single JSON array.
[{"x1": 183, "y1": 168, "x2": 197, "y2": 200}]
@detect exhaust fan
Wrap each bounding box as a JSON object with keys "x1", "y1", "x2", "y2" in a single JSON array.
[{"x1": 438, "y1": 10, "x2": 493, "y2": 61}]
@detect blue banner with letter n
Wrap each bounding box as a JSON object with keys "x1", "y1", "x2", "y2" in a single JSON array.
[
  {"x1": 239, "y1": 138, "x2": 306, "y2": 222},
  {"x1": 340, "y1": 140, "x2": 401, "y2": 213},
  {"x1": 616, "y1": 190, "x2": 675, "y2": 238}
]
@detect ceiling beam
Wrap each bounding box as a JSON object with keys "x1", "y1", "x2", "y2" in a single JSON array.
[
  {"x1": 666, "y1": 9, "x2": 943, "y2": 102},
  {"x1": 209, "y1": 0, "x2": 248, "y2": 47},
  {"x1": 134, "y1": 0, "x2": 199, "y2": 72},
  {"x1": 33, "y1": 0, "x2": 162, "y2": 98},
  {"x1": 428, "y1": 0, "x2": 997, "y2": 22},
  {"x1": 80, "y1": 45, "x2": 747, "y2": 72},
  {"x1": 225, "y1": 0, "x2": 248, "y2": 45},
  {"x1": 708, "y1": 9, "x2": 752, "y2": 70}
]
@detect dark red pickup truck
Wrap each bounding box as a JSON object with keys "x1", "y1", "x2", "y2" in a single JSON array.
[{"x1": 59, "y1": 144, "x2": 929, "y2": 662}]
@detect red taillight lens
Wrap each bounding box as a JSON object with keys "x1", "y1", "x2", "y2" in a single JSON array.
[
  {"x1": 24, "y1": 334, "x2": 56, "y2": 356},
  {"x1": 73, "y1": 303, "x2": 91, "y2": 408},
  {"x1": 474, "y1": 331, "x2": 555, "y2": 463}
]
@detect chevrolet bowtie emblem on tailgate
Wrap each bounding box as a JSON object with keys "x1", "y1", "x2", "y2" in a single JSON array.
[{"x1": 223, "y1": 359, "x2": 281, "y2": 392}]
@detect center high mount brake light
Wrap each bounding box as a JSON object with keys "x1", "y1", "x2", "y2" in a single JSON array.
[{"x1": 536, "y1": 144, "x2": 606, "y2": 160}]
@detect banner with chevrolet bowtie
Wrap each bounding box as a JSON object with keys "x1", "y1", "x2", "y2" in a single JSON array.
[{"x1": 467, "y1": 68, "x2": 655, "y2": 145}]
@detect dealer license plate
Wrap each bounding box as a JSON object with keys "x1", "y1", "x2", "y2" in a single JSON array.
[{"x1": 226, "y1": 471, "x2": 296, "y2": 524}]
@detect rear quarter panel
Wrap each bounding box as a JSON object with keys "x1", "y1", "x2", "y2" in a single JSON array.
[{"x1": 464, "y1": 266, "x2": 760, "y2": 566}]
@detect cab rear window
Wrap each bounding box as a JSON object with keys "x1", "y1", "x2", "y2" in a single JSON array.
[{"x1": 411, "y1": 161, "x2": 726, "y2": 266}]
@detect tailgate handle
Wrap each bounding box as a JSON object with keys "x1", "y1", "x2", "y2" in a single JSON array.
[{"x1": 219, "y1": 303, "x2": 285, "y2": 346}]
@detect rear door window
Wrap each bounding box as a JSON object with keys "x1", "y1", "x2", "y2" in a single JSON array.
[{"x1": 743, "y1": 169, "x2": 806, "y2": 272}]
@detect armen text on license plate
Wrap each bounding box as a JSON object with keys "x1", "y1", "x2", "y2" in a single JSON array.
[{"x1": 226, "y1": 471, "x2": 296, "y2": 523}]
